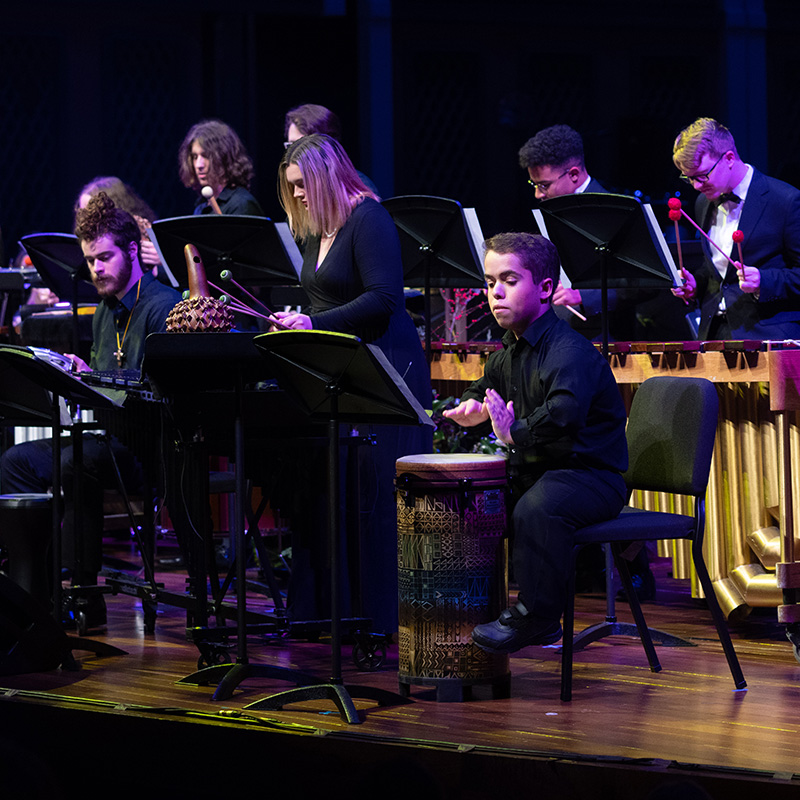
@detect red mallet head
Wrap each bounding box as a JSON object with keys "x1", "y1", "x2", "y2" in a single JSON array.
[
  {"x1": 668, "y1": 209, "x2": 682, "y2": 222},
  {"x1": 732, "y1": 229, "x2": 744, "y2": 243},
  {"x1": 668, "y1": 197, "x2": 682, "y2": 210}
]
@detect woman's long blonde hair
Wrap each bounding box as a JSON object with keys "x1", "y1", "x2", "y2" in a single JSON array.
[{"x1": 278, "y1": 134, "x2": 376, "y2": 241}]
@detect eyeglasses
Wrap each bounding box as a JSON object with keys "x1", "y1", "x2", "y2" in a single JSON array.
[
  {"x1": 679, "y1": 153, "x2": 726, "y2": 185},
  {"x1": 527, "y1": 167, "x2": 570, "y2": 192}
]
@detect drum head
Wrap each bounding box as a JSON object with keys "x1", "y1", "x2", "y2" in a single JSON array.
[{"x1": 396, "y1": 453, "x2": 506, "y2": 482}]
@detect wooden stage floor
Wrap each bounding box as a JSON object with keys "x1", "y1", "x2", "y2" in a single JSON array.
[{"x1": 2, "y1": 544, "x2": 800, "y2": 799}]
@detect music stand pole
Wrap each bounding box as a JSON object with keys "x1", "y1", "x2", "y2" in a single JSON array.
[
  {"x1": 245, "y1": 377, "x2": 403, "y2": 722},
  {"x1": 328, "y1": 387, "x2": 344, "y2": 690},
  {"x1": 246, "y1": 331, "x2": 429, "y2": 723},
  {"x1": 50, "y1": 394, "x2": 64, "y2": 628},
  {"x1": 175, "y1": 364, "x2": 319, "y2": 701},
  {"x1": 70, "y1": 271, "x2": 81, "y2": 356}
]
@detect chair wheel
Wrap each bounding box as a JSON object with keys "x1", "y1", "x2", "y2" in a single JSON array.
[
  {"x1": 352, "y1": 638, "x2": 387, "y2": 671},
  {"x1": 76, "y1": 610, "x2": 88, "y2": 637}
]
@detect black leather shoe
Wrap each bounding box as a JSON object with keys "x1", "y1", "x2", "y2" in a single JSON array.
[{"x1": 471, "y1": 603, "x2": 562, "y2": 654}]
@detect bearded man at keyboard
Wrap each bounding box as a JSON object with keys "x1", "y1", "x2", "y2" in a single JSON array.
[{"x1": 0, "y1": 193, "x2": 179, "y2": 630}]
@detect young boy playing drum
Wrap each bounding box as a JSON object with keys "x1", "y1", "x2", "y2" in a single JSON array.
[{"x1": 443, "y1": 232, "x2": 628, "y2": 653}]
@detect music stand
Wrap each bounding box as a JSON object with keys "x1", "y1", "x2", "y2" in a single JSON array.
[
  {"x1": 0, "y1": 345, "x2": 127, "y2": 665},
  {"x1": 382, "y1": 196, "x2": 486, "y2": 359},
  {"x1": 148, "y1": 215, "x2": 302, "y2": 291},
  {"x1": 19, "y1": 233, "x2": 99, "y2": 355},
  {"x1": 533, "y1": 193, "x2": 679, "y2": 355},
  {"x1": 534, "y1": 194, "x2": 691, "y2": 651},
  {"x1": 144, "y1": 332, "x2": 320, "y2": 700},
  {"x1": 246, "y1": 330, "x2": 434, "y2": 723}
]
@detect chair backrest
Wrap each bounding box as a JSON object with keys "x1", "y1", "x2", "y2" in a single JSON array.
[{"x1": 623, "y1": 376, "x2": 719, "y2": 496}]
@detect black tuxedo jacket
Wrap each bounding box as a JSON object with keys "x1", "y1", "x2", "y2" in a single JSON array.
[{"x1": 693, "y1": 168, "x2": 800, "y2": 340}]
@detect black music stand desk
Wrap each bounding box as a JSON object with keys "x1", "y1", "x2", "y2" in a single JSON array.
[
  {"x1": 19, "y1": 233, "x2": 99, "y2": 355},
  {"x1": 533, "y1": 193, "x2": 678, "y2": 355},
  {"x1": 148, "y1": 215, "x2": 302, "y2": 291},
  {"x1": 245, "y1": 330, "x2": 434, "y2": 723},
  {"x1": 382, "y1": 195, "x2": 486, "y2": 359},
  {"x1": 145, "y1": 332, "x2": 325, "y2": 699}
]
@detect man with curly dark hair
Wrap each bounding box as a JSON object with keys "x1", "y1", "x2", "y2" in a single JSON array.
[
  {"x1": 178, "y1": 119, "x2": 264, "y2": 216},
  {"x1": 518, "y1": 124, "x2": 604, "y2": 202},
  {"x1": 519, "y1": 124, "x2": 613, "y2": 332},
  {"x1": 519, "y1": 126, "x2": 676, "y2": 597},
  {"x1": 0, "y1": 193, "x2": 180, "y2": 628},
  {"x1": 74, "y1": 175, "x2": 161, "y2": 269}
]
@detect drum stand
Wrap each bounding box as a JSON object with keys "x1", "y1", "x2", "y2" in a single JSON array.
[{"x1": 245, "y1": 330, "x2": 434, "y2": 723}]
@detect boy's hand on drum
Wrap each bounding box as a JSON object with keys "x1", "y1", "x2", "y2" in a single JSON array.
[
  {"x1": 442, "y1": 398, "x2": 490, "y2": 427},
  {"x1": 484, "y1": 388, "x2": 515, "y2": 444}
]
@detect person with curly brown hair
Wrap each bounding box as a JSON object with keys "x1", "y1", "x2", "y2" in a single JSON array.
[
  {"x1": 178, "y1": 119, "x2": 264, "y2": 216},
  {"x1": 74, "y1": 175, "x2": 161, "y2": 268}
]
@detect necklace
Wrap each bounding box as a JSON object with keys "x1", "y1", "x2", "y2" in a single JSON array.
[
  {"x1": 114, "y1": 278, "x2": 142, "y2": 367},
  {"x1": 323, "y1": 229, "x2": 338, "y2": 239}
]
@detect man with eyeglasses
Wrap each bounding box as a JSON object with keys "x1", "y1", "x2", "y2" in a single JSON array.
[
  {"x1": 283, "y1": 103, "x2": 380, "y2": 196},
  {"x1": 519, "y1": 124, "x2": 674, "y2": 600},
  {"x1": 672, "y1": 117, "x2": 800, "y2": 340},
  {"x1": 519, "y1": 124, "x2": 606, "y2": 202},
  {"x1": 519, "y1": 124, "x2": 686, "y2": 347},
  {"x1": 519, "y1": 125, "x2": 616, "y2": 337}
]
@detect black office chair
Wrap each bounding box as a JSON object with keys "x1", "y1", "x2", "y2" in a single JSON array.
[{"x1": 561, "y1": 376, "x2": 747, "y2": 701}]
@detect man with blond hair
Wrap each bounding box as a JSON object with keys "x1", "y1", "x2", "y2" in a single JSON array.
[{"x1": 672, "y1": 117, "x2": 800, "y2": 340}]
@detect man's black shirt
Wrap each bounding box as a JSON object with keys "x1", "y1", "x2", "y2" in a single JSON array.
[{"x1": 461, "y1": 307, "x2": 628, "y2": 474}]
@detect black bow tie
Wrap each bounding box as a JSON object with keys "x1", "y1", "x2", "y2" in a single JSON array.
[{"x1": 717, "y1": 192, "x2": 741, "y2": 206}]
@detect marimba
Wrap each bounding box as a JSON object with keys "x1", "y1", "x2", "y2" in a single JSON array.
[{"x1": 430, "y1": 339, "x2": 800, "y2": 622}]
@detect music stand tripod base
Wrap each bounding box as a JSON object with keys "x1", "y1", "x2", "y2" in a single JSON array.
[
  {"x1": 248, "y1": 330, "x2": 435, "y2": 723},
  {"x1": 245, "y1": 681, "x2": 413, "y2": 725}
]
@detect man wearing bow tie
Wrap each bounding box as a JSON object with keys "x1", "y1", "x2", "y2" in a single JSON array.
[{"x1": 672, "y1": 117, "x2": 800, "y2": 340}]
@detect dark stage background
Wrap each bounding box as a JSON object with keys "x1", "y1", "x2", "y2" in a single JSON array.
[{"x1": 2, "y1": 0, "x2": 800, "y2": 266}]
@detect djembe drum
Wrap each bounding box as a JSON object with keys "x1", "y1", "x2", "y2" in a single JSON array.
[{"x1": 396, "y1": 453, "x2": 510, "y2": 701}]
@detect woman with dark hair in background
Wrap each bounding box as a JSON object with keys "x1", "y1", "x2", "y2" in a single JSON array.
[{"x1": 283, "y1": 104, "x2": 379, "y2": 195}]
